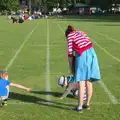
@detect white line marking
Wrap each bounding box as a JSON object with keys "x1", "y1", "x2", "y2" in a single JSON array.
[
  {"x1": 94, "y1": 31, "x2": 120, "y2": 44},
  {"x1": 5, "y1": 22, "x2": 39, "y2": 70},
  {"x1": 98, "y1": 81, "x2": 118, "y2": 104},
  {"x1": 8, "y1": 101, "x2": 120, "y2": 105},
  {"x1": 30, "y1": 45, "x2": 65, "y2": 47},
  {"x1": 93, "y1": 40, "x2": 120, "y2": 62},
  {"x1": 57, "y1": 23, "x2": 118, "y2": 104},
  {"x1": 45, "y1": 19, "x2": 51, "y2": 101}
]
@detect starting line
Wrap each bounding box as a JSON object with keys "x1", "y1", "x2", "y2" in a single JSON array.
[{"x1": 7, "y1": 101, "x2": 120, "y2": 105}]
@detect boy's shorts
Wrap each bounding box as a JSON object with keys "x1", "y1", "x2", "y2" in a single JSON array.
[
  {"x1": 0, "y1": 96, "x2": 8, "y2": 103},
  {"x1": 0, "y1": 96, "x2": 8, "y2": 101}
]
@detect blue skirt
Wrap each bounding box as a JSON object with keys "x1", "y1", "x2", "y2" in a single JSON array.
[{"x1": 75, "y1": 48, "x2": 100, "y2": 82}]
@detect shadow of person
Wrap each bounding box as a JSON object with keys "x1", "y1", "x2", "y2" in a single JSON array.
[
  {"x1": 30, "y1": 90, "x2": 75, "y2": 98},
  {"x1": 9, "y1": 92, "x2": 74, "y2": 110}
]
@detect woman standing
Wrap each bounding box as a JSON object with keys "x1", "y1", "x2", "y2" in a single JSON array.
[{"x1": 65, "y1": 25, "x2": 100, "y2": 112}]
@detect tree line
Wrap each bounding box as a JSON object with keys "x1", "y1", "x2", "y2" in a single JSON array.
[{"x1": 0, "y1": 0, "x2": 120, "y2": 11}]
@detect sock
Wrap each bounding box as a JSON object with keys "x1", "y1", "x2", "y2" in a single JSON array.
[{"x1": 77, "y1": 105, "x2": 82, "y2": 109}]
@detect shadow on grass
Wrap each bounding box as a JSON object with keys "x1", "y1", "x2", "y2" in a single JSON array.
[
  {"x1": 30, "y1": 90, "x2": 75, "y2": 98},
  {"x1": 9, "y1": 92, "x2": 75, "y2": 110}
]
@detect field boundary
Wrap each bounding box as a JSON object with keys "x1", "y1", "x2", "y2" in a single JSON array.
[{"x1": 7, "y1": 101, "x2": 120, "y2": 105}]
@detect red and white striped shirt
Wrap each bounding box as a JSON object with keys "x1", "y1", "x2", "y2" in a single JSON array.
[{"x1": 67, "y1": 30, "x2": 93, "y2": 57}]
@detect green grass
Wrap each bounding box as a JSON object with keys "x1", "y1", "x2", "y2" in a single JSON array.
[{"x1": 0, "y1": 15, "x2": 120, "y2": 120}]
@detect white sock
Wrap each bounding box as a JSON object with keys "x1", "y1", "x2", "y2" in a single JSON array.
[{"x1": 78, "y1": 105, "x2": 82, "y2": 109}]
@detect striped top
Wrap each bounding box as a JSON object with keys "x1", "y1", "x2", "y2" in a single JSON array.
[{"x1": 67, "y1": 30, "x2": 93, "y2": 57}]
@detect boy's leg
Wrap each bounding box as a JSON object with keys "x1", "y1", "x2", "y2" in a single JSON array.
[
  {"x1": 0, "y1": 96, "x2": 8, "y2": 107},
  {"x1": 2, "y1": 99, "x2": 8, "y2": 106},
  {"x1": 0, "y1": 97, "x2": 4, "y2": 107},
  {"x1": 0, "y1": 86, "x2": 9, "y2": 106}
]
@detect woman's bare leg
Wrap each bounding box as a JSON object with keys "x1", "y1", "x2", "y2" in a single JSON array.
[
  {"x1": 86, "y1": 80, "x2": 92, "y2": 106},
  {"x1": 78, "y1": 81, "x2": 85, "y2": 109}
]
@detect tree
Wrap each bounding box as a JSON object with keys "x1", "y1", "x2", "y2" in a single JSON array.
[
  {"x1": 90, "y1": 0, "x2": 111, "y2": 10},
  {"x1": 85, "y1": 0, "x2": 91, "y2": 4},
  {"x1": 0, "y1": 0, "x2": 20, "y2": 11}
]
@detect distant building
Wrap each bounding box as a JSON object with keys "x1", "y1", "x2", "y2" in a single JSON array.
[{"x1": 70, "y1": 3, "x2": 90, "y2": 15}]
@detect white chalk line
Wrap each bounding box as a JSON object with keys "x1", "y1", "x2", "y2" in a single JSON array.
[
  {"x1": 91, "y1": 40, "x2": 119, "y2": 104},
  {"x1": 78, "y1": 26, "x2": 120, "y2": 62},
  {"x1": 95, "y1": 31, "x2": 120, "y2": 44},
  {"x1": 57, "y1": 23, "x2": 118, "y2": 104},
  {"x1": 5, "y1": 22, "x2": 40, "y2": 70},
  {"x1": 30, "y1": 44, "x2": 66, "y2": 47},
  {"x1": 7, "y1": 101, "x2": 120, "y2": 105},
  {"x1": 98, "y1": 30, "x2": 120, "y2": 38},
  {"x1": 84, "y1": 32, "x2": 119, "y2": 104},
  {"x1": 57, "y1": 18, "x2": 120, "y2": 44},
  {"x1": 93, "y1": 40, "x2": 120, "y2": 62},
  {"x1": 45, "y1": 19, "x2": 51, "y2": 101}
]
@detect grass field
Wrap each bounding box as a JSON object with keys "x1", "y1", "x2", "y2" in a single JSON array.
[{"x1": 0, "y1": 15, "x2": 120, "y2": 120}]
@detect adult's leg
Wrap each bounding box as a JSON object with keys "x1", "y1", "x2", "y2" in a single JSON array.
[
  {"x1": 78, "y1": 81, "x2": 85, "y2": 109},
  {"x1": 85, "y1": 80, "x2": 92, "y2": 106}
]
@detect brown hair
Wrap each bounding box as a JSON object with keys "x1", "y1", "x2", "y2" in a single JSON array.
[
  {"x1": 65, "y1": 25, "x2": 74, "y2": 37},
  {"x1": 0, "y1": 70, "x2": 8, "y2": 79}
]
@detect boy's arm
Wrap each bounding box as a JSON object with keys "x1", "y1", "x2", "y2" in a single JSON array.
[
  {"x1": 60, "y1": 85, "x2": 73, "y2": 99},
  {"x1": 10, "y1": 83, "x2": 31, "y2": 92}
]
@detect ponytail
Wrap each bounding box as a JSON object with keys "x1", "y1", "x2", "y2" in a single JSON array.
[{"x1": 65, "y1": 25, "x2": 74, "y2": 37}]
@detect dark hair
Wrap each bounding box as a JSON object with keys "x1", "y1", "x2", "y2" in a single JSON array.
[{"x1": 65, "y1": 25, "x2": 74, "y2": 37}]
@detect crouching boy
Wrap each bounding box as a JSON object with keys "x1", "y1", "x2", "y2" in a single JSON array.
[{"x1": 58, "y1": 76, "x2": 86, "y2": 100}]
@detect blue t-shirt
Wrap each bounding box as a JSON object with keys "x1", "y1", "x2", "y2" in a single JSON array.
[{"x1": 0, "y1": 79, "x2": 11, "y2": 96}]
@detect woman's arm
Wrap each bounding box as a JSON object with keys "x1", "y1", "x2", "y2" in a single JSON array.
[
  {"x1": 68, "y1": 56, "x2": 75, "y2": 75},
  {"x1": 10, "y1": 83, "x2": 31, "y2": 92},
  {"x1": 67, "y1": 33, "x2": 74, "y2": 74},
  {"x1": 68, "y1": 56, "x2": 73, "y2": 66},
  {"x1": 68, "y1": 56, "x2": 73, "y2": 72}
]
